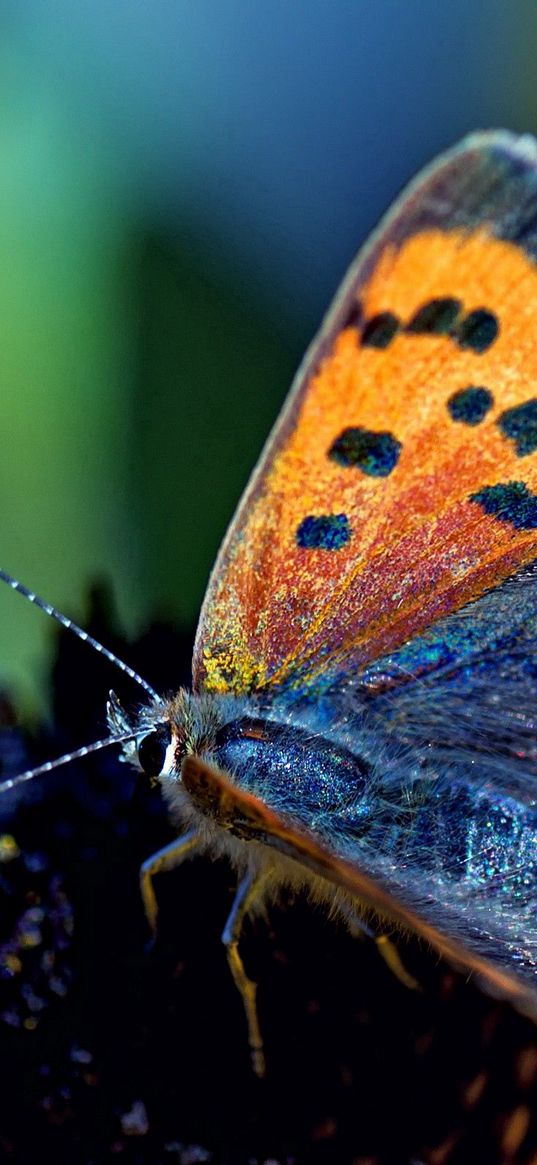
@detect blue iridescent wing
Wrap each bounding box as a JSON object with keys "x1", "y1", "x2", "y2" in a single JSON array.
[
  {"x1": 273, "y1": 565, "x2": 537, "y2": 1008},
  {"x1": 358, "y1": 554, "x2": 537, "y2": 785}
]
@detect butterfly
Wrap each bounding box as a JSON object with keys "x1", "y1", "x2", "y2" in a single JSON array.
[{"x1": 4, "y1": 128, "x2": 537, "y2": 1079}]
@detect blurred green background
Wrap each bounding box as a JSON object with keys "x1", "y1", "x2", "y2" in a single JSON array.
[{"x1": 0, "y1": 1, "x2": 536, "y2": 715}]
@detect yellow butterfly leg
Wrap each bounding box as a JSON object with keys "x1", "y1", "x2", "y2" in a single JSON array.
[
  {"x1": 374, "y1": 933, "x2": 421, "y2": 992},
  {"x1": 140, "y1": 829, "x2": 199, "y2": 934},
  {"x1": 221, "y1": 870, "x2": 271, "y2": 1079},
  {"x1": 346, "y1": 911, "x2": 420, "y2": 991}
]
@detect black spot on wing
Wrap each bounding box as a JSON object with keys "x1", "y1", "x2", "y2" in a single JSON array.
[
  {"x1": 406, "y1": 297, "x2": 462, "y2": 334},
  {"x1": 497, "y1": 400, "x2": 537, "y2": 456},
  {"x1": 455, "y1": 308, "x2": 499, "y2": 352},
  {"x1": 361, "y1": 312, "x2": 400, "y2": 348},
  {"x1": 447, "y1": 386, "x2": 494, "y2": 425},
  {"x1": 359, "y1": 301, "x2": 499, "y2": 354},
  {"x1": 296, "y1": 514, "x2": 351, "y2": 550},
  {"x1": 329, "y1": 427, "x2": 401, "y2": 477},
  {"x1": 470, "y1": 481, "x2": 537, "y2": 528}
]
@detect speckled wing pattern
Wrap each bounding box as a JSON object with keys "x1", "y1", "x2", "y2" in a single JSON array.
[{"x1": 193, "y1": 130, "x2": 537, "y2": 698}]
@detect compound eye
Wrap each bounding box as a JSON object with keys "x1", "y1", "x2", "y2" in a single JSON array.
[{"x1": 138, "y1": 724, "x2": 172, "y2": 777}]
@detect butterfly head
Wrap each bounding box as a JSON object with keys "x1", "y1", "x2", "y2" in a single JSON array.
[
  {"x1": 113, "y1": 688, "x2": 222, "y2": 787},
  {"x1": 119, "y1": 690, "x2": 269, "y2": 848}
]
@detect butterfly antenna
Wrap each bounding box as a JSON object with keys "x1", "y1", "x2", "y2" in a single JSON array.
[
  {"x1": 0, "y1": 731, "x2": 139, "y2": 793},
  {"x1": 0, "y1": 567, "x2": 158, "y2": 702}
]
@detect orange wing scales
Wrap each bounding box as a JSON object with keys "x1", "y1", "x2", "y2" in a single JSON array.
[{"x1": 193, "y1": 136, "x2": 537, "y2": 696}]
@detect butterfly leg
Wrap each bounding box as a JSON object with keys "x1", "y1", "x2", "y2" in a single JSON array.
[
  {"x1": 345, "y1": 910, "x2": 421, "y2": 991},
  {"x1": 140, "y1": 829, "x2": 199, "y2": 935},
  {"x1": 221, "y1": 869, "x2": 270, "y2": 1079},
  {"x1": 373, "y1": 933, "x2": 421, "y2": 991}
]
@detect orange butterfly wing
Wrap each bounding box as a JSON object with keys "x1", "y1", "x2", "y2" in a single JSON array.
[{"x1": 193, "y1": 131, "x2": 537, "y2": 696}]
